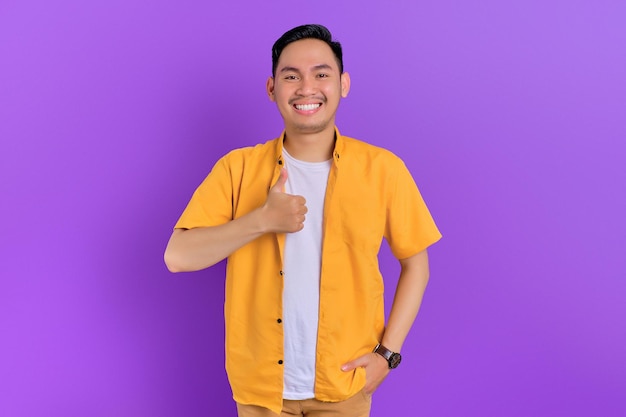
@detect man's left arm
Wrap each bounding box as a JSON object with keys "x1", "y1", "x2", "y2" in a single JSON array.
[{"x1": 341, "y1": 248, "x2": 430, "y2": 394}]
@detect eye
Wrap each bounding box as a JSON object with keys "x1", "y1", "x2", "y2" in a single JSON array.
[
  {"x1": 284, "y1": 75, "x2": 299, "y2": 81},
  {"x1": 317, "y1": 73, "x2": 329, "y2": 78}
]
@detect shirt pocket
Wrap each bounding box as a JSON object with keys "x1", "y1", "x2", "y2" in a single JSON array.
[{"x1": 338, "y1": 186, "x2": 385, "y2": 254}]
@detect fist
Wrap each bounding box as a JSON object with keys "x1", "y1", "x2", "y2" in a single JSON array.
[{"x1": 262, "y1": 169, "x2": 307, "y2": 233}]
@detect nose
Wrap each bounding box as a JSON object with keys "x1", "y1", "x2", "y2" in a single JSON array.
[{"x1": 296, "y1": 75, "x2": 317, "y2": 96}]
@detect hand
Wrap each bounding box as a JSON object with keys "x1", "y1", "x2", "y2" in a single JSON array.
[
  {"x1": 261, "y1": 168, "x2": 307, "y2": 233},
  {"x1": 341, "y1": 352, "x2": 390, "y2": 396}
]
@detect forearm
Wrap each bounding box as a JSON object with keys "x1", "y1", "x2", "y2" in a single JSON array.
[
  {"x1": 381, "y1": 249, "x2": 430, "y2": 352},
  {"x1": 164, "y1": 208, "x2": 266, "y2": 272},
  {"x1": 165, "y1": 168, "x2": 307, "y2": 272}
]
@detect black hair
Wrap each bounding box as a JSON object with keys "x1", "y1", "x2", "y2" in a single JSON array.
[{"x1": 271, "y1": 24, "x2": 344, "y2": 77}]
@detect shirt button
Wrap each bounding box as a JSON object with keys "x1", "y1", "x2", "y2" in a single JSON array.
[
  {"x1": 278, "y1": 360, "x2": 283, "y2": 365},
  {"x1": 279, "y1": 270, "x2": 284, "y2": 276},
  {"x1": 277, "y1": 318, "x2": 282, "y2": 323}
]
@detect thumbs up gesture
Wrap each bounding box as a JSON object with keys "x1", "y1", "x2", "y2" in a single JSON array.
[{"x1": 262, "y1": 168, "x2": 307, "y2": 233}]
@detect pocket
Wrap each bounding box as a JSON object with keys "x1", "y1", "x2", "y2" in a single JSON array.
[{"x1": 339, "y1": 193, "x2": 384, "y2": 253}]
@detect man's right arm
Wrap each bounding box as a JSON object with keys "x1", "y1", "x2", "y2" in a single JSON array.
[{"x1": 164, "y1": 168, "x2": 305, "y2": 272}]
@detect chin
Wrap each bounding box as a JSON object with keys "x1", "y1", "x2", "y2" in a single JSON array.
[{"x1": 292, "y1": 121, "x2": 332, "y2": 134}]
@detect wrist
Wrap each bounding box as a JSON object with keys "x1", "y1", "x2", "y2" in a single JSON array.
[
  {"x1": 251, "y1": 206, "x2": 270, "y2": 234},
  {"x1": 373, "y1": 343, "x2": 402, "y2": 369}
]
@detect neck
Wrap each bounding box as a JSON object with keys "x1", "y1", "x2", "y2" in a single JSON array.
[{"x1": 283, "y1": 127, "x2": 336, "y2": 162}]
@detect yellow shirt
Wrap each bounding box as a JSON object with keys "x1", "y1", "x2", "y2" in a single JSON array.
[{"x1": 174, "y1": 128, "x2": 441, "y2": 414}]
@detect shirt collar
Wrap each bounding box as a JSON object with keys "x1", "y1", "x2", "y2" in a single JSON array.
[{"x1": 274, "y1": 126, "x2": 344, "y2": 166}]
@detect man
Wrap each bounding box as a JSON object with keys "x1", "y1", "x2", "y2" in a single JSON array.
[{"x1": 164, "y1": 24, "x2": 441, "y2": 417}]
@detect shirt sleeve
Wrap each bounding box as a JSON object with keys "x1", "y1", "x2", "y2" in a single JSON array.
[
  {"x1": 174, "y1": 155, "x2": 235, "y2": 230},
  {"x1": 384, "y1": 158, "x2": 442, "y2": 259}
]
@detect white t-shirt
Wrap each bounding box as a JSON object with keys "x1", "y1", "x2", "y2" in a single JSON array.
[{"x1": 282, "y1": 149, "x2": 331, "y2": 400}]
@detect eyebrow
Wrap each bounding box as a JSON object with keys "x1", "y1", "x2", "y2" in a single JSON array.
[{"x1": 278, "y1": 64, "x2": 334, "y2": 74}]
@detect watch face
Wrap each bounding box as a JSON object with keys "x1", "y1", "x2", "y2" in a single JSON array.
[{"x1": 389, "y1": 353, "x2": 402, "y2": 369}]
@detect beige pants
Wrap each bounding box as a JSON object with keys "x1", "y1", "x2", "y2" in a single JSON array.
[{"x1": 236, "y1": 390, "x2": 372, "y2": 417}]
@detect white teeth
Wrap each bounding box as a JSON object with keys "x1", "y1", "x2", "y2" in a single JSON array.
[{"x1": 295, "y1": 103, "x2": 321, "y2": 111}]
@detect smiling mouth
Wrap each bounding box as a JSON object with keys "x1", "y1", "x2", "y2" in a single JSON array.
[{"x1": 294, "y1": 103, "x2": 321, "y2": 111}]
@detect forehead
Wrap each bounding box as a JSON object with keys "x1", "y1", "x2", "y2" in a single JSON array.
[{"x1": 276, "y1": 38, "x2": 339, "y2": 72}]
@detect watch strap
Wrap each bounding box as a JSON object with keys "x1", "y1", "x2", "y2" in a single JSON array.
[{"x1": 373, "y1": 343, "x2": 402, "y2": 369}]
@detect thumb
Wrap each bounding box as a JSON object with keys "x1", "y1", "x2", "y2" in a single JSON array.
[{"x1": 270, "y1": 168, "x2": 287, "y2": 193}]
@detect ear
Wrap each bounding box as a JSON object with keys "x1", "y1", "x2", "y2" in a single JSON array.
[
  {"x1": 340, "y1": 72, "x2": 351, "y2": 98},
  {"x1": 266, "y1": 76, "x2": 276, "y2": 102}
]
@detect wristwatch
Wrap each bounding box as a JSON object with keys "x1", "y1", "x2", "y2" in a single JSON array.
[{"x1": 373, "y1": 343, "x2": 402, "y2": 369}]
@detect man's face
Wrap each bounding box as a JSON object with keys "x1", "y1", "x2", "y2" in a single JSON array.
[{"x1": 267, "y1": 38, "x2": 350, "y2": 135}]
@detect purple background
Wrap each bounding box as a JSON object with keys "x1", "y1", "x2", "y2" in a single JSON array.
[{"x1": 1, "y1": 0, "x2": 625, "y2": 416}]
